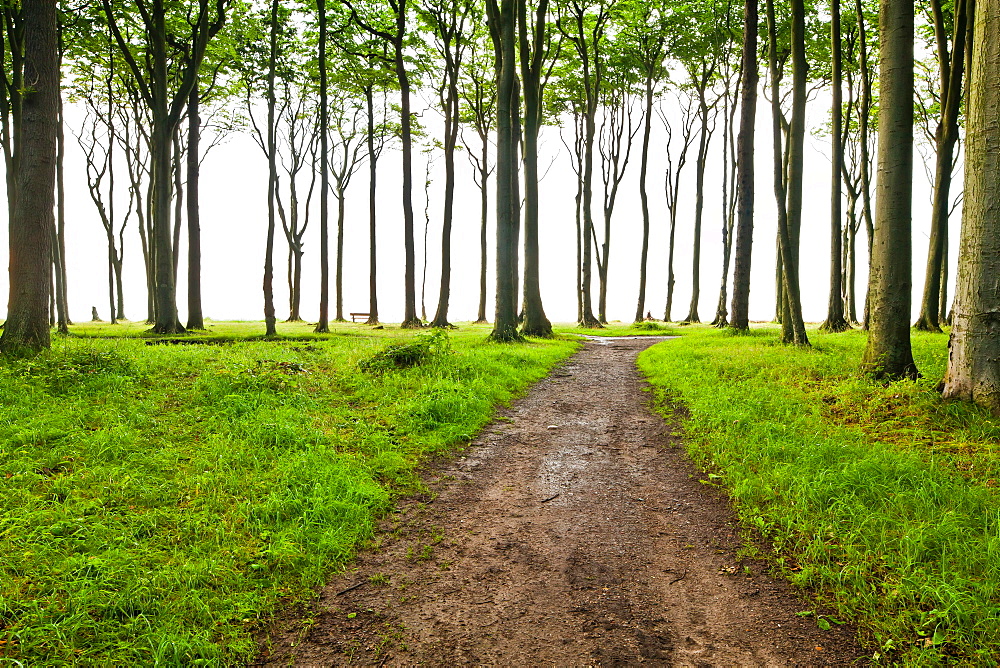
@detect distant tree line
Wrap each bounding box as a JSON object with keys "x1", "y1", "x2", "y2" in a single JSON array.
[{"x1": 1, "y1": 0, "x2": 999, "y2": 416}]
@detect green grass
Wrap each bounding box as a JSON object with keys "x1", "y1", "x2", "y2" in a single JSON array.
[
  {"x1": 0, "y1": 322, "x2": 578, "y2": 665},
  {"x1": 639, "y1": 325, "x2": 1000, "y2": 665}
]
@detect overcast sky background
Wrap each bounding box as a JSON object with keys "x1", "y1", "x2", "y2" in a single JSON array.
[{"x1": 2, "y1": 84, "x2": 955, "y2": 327}]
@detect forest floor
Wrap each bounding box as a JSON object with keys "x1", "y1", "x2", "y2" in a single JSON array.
[{"x1": 258, "y1": 335, "x2": 867, "y2": 665}]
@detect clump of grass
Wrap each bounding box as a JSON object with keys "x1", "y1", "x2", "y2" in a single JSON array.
[
  {"x1": 639, "y1": 325, "x2": 1000, "y2": 663},
  {"x1": 630, "y1": 321, "x2": 667, "y2": 332},
  {"x1": 0, "y1": 324, "x2": 578, "y2": 665},
  {"x1": 359, "y1": 330, "x2": 451, "y2": 372}
]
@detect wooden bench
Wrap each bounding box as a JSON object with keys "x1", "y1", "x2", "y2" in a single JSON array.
[{"x1": 350, "y1": 312, "x2": 370, "y2": 323}]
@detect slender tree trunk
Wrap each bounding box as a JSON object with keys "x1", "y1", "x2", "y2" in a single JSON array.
[
  {"x1": 54, "y1": 75, "x2": 69, "y2": 333},
  {"x1": 395, "y1": 6, "x2": 420, "y2": 329},
  {"x1": 475, "y1": 135, "x2": 489, "y2": 323},
  {"x1": 766, "y1": 0, "x2": 808, "y2": 346},
  {"x1": 315, "y1": 0, "x2": 330, "y2": 333},
  {"x1": 431, "y1": 78, "x2": 460, "y2": 329},
  {"x1": 1, "y1": 0, "x2": 56, "y2": 354},
  {"x1": 635, "y1": 76, "x2": 653, "y2": 323},
  {"x1": 366, "y1": 85, "x2": 379, "y2": 325},
  {"x1": 942, "y1": 0, "x2": 999, "y2": 413},
  {"x1": 861, "y1": 0, "x2": 917, "y2": 378},
  {"x1": 263, "y1": 0, "x2": 278, "y2": 337},
  {"x1": 822, "y1": 0, "x2": 851, "y2": 332},
  {"x1": 856, "y1": 0, "x2": 875, "y2": 330},
  {"x1": 336, "y1": 181, "x2": 346, "y2": 321},
  {"x1": 915, "y1": 0, "x2": 969, "y2": 331},
  {"x1": 685, "y1": 91, "x2": 712, "y2": 324},
  {"x1": 186, "y1": 84, "x2": 204, "y2": 329}
]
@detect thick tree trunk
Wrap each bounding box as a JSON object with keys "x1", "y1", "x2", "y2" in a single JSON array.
[
  {"x1": 488, "y1": 0, "x2": 522, "y2": 341},
  {"x1": 861, "y1": 0, "x2": 917, "y2": 379},
  {"x1": 821, "y1": 0, "x2": 851, "y2": 332},
  {"x1": 944, "y1": 0, "x2": 1000, "y2": 415},
  {"x1": 942, "y1": 0, "x2": 999, "y2": 413},
  {"x1": 1, "y1": 0, "x2": 56, "y2": 354},
  {"x1": 729, "y1": 0, "x2": 758, "y2": 331},
  {"x1": 263, "y1": 0, "x2": 278, "y2": 337},
  {"x1": 519, "y1": 0, "x2": 551, "y2": 337},
  {"x1": 186, "y1": 84, "x2": 204, "y2": 329}
]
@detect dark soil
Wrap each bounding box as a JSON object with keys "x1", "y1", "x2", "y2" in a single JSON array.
[{"x1": 258, "y1": 336, "x2": 868, "y2": 665}]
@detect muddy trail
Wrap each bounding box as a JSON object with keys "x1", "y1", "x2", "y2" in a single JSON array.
[{"x1": 259, "y1": 336, "x2": 866, "y2": 665}]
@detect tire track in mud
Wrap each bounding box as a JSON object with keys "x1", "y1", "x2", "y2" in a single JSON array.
[{"x1": 259, "y1": 336, "x2": 866, "y2": 666}]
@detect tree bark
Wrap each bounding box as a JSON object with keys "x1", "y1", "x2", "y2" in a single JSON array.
[
  {"x1": 366, "y1": 85, "x2": 380, "y2": 325},
  {"x1": 487, "y1": 0, "x2": 522, "y2": 341},
  {"x1": 914, "y1": 0, "x2": 969, "y2": 331},
  {"x1": 518, "y1": 0, "x2": 551, "y2": 337},
  {"x1": 316, "y1": 0, "x2": 330, "y2": 333},
  {"x1": 263, "y1": 0, "x2": 279, "y2": 337},
  {"x1": 821, "y1": 0, "x2": 851, "y2": 332},
  {"x1": 942, "y1": 0, "x2": 999, "y2": 414},
  {"x1": 729, "y1": 0, "x2": 758, "y2": 331},
  {"x1": 186, "y1": 82, "x2": 204, "y2": 329},
  {"x1": 861, "y1": 0, "x2": 917, "y2": 378},
  {"x1": 634, "y1": 73, "x2": 653, "y2": 323},
  {"x1": 1, "y1": 0, "x2": 56, "y2": 355}
]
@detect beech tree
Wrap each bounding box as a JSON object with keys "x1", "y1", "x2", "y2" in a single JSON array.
[
  {"x1": 101, "y1": 0, "x2": 229, "y2": 334},
  {"x1": 942, "y1": 0, "x2": 1000, "y2": 414},
  {"x1": 1, "y1": 0, "x2": 58, "y2": 354},
  {"x1": 729, "y1": 0, "x2": 759, "y2": 331},
  {"x1": 913, "y1": 0, "x2": 971, "y2": 331},
  {"x1": 860, "y1": 0, "x2": 917, "y2": 379},
  {"x1": 617, "y1": 0, "x2": 669, "y2": 324}
]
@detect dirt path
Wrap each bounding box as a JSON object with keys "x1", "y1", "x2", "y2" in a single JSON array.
[{"x1": 259, "y1": 336, "x2": 866, "y2": 665}]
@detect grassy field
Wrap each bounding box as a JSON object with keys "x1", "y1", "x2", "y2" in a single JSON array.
[
  {"x1": 0, "y1": 320, "x2": 579, "y2": 665},
  {"x1": 639, "y1": 325, "x2": 1000, "y2": 665}
]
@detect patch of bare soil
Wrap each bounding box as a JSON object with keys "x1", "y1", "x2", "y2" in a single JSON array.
[{"x1": 258, "y1": 336, "x2": 867, "y2": 666}]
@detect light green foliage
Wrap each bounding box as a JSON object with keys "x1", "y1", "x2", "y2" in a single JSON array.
[
  {"x1": 640, "y1": 325, "x2": 1000, "y2": 663},
  {"x1": 0, "y1": 322, "x2": 577, "y2": 665}
]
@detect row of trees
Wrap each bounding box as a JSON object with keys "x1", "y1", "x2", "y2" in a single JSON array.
[{"x1": 0, "y1": 0, "x2": 998, "y2": 416}]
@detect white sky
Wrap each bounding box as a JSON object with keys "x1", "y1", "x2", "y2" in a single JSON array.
[{"x1": 3, "y1": 87, "x2": 952, "y2": 327}]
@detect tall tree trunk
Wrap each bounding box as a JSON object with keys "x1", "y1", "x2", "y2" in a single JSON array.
[
  {"x1": 431, "y1": 65, "x2": 460, "y2": 329},
  {"x1": 366, "y1": 85, "x2": 379, "y2": 325},
  {"x1": 336, "y1": 181, "x2": 346, "y2": 321},
  {"x1": 1, "y1": 0, "x2": 56, "y2": 354},
  {"x1": 186, "y1": 83, "x2": 204, "y2": 329},
  {"x1": 915, "y1": 0, "x2": 969, "y2": 331},
  {"x1": 475, "y1": 135, "x2": 489, "y2": 324},
  {"x1": 685, "y1": 83, "x2": 713, "y2": 324},
  {"x1": 942, "y1": 0, "x2": 999, "y2": 413},
  {"x1": 518, "y1": 0, "x2": 551, "y2": 337},
  {"x1": 861, "y1": 0, "x2": 917, "y2": 378},
  {"x1": 856, "y1": 0, "x2": 875, "y2": 330},
  {"x1": 396, "y1": 4, "x2": 420, "y2": 329},
  {"x1": 263, "y1": 0, "x2": 279, "y2": 336},
  {"x1": 487, "y1": 0, "x2": 522, "y2": 341},
  {"x1": 822, "y1": 0, "x2": 851, "y2": 332},
  {"x1": 766, "y1": 0, "x2": 808, "y2": 346},
  {"x1": 315, "y1": 0, "x2": 330, "y2": 333},
  {"x1": 54, "y1": 70, "x2": 69, "y2": 333},
  {"x1": 634, "y1": 75, "x2": 653, "y2": 323},
  {"x1": 730, "y1": 0, "x2": 758, "y2": 331}
]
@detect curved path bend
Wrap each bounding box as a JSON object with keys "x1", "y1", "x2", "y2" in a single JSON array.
[{"x1": 260, "y1": 336, "x2": 865, "y2": 666}]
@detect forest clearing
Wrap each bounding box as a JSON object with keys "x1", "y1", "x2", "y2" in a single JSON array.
[{"x1": 2, "y1": 321, "x2": 999, "y2": 664}]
